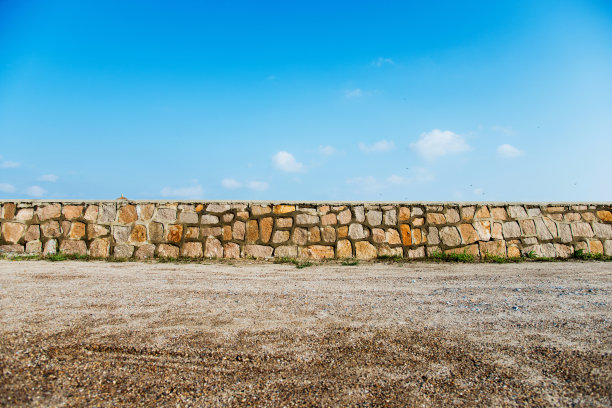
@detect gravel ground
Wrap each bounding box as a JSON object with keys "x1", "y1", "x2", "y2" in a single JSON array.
[{"x1": 0, "y1": 260, "x2": 611, "y2": 407}]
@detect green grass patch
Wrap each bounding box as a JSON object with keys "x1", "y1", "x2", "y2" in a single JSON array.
[
  {"x1": 429, "y1": 251, "x2": 475, "y2": 263},
  {"x1": 341, "y1": 259, "x2": 360, "y2": 266},
  {"x1": 376, "y1": 255, "x2": 404, "y2": 262},
  {"x1": 572, "y1": 249, "x2": 612, "y2": 261}
]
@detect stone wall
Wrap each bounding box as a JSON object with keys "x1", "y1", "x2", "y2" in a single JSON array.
[{"x1": 1, "y1": 201, "x2": 611, "y2": 259}]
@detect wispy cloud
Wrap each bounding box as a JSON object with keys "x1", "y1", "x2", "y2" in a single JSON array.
[
  {"x1": 345, "y1": 88, "x2": 363, "y2": 99},
  {"x1": 347, "y1": 168, "x2": 434, "y2": 195},
  {"x1": 273, "y1": 151, "x2": 304, "y2": 172},
  {"x1": 160, "y1": 183, "x2": 204, "y2": 198},
  {"x1": 1, "y1": 161, "x2": 20, "y2": 168},
  {"x1": 497, "y1": 144, "x2": 523, "y2": 158},
  {"x1": 318, "y1": 145, "x2": 336, "y2": 156},
  {"x1": 221, "y1": 178, "x2": 242, "y2": 189},
  {"x1": 0, "y1": 183, "x2": 16, "y2": 193},
  {"x1": 25, "y1": 185, "x2": 46, "y2": 197},
  {"x1": 491, "y1": 125, "x2": 515, "y2": 136},
  {"x1": 411, "y1": 129, "x2": 470, "y2": 159},
  {"x1": 359, "y1": 140, "x2": 394, "y2": 152},
  {"x1": 39, "y1": 174, "x2": 59, "y2": 182},
  {"x1": 247, "y1": 181, "x2": 269, "y2": 191},
  {"x1": 372, "y1": 57, "x2": 394, "y2": 67}
]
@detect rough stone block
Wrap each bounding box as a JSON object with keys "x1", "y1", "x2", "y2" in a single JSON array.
[
  {"x1": 222, "y1": 225, "x2": 232, "y2": 241},
  {"x1": 37, "y1": 204, "x2": 61, "y2": 221},
  {"x1": 475, "y1": 206, "x2": 490, "y2": 219},
  {"x1": 582, "y1": 213, "x2": 596, "y2": 222},
  {"x1": 502, "y1": 221, "x2": 521, "y2": 238},
  {"x1": 355, "y1": 241, "x2": 377, "y2": 260},
  {"x1": 157, "y1": 244, "x2": 178, "y2": 258},
  {"x1": 492, "y1": 222, "x2": 503, "y2": 240},
  {"x1": 233, "y1": 221, "x2": 246, "y2": 240},
  {"x1": 337, "y1": 209, "x2": 352, "y2": 224},
  {"x1": 272, "y1": 230, "x2": 290, "y2": 243},
  {"x1": 593, "y1": 223, "x2": 612, "y2": 239},
  {"x1": 2, "y1": 222, "x2": 25, "y2": 244},
  {"x1": 200, "y1": 214, "x2": 219, "y2": 225},
  {"x1": 353, "y1": 206, "x2": 365, "y2": 222},
  {"x1": 98, "y1": 203, "x2": 117, "y2": 224},
  {"x1": 90, "y1": 238, "x2": 110, "y2": 257},
  {"x1": 302, "y1": 245, "x2": 334, "y2": 259},
  {"x1": 251, "y1": 205, "x2": 271, "y2": 216},
  {"x1": 384, "y1": 210, "x2": 397, "y2": 226},
  {"x1": 439, "y1": 226, "x2": 461, "y2": 247},
  {"x1": 347, "y1": 224, "x2": 365, "y2": 240},
  {"x1": 321, "y1": 226, "x2": 336, "y2": 243},
  {"x1": 181, "y1": 241, "x2": 203, "y2": 258},
  {"x1": 245, "y1": 244, "x2": 273, "y2": 258},
  {"x1": 149, "y1": 222, "x2": 164, "y2": 243},
  {"x1": 321, "y1": 213, "x2": 337, "y2": 226},
  {"x1": 445, "y1": 244, "x2": 479, "y2": 257},
  {"x1": 60, "y1": 240, "x2": 87, "y2": 256},
  {"x1": 460, "y1": 206, "x2": 475, "y2": 221},
  {"x1": 527, "y1": 207, "x2": 541, "y2": 217},
  {"x1": 408, "y1": 246, "x2": 425, "y2": 259},
  {"x1": 184, "y1": 226, "x2": 200, "y2": 239},
  {"x1": 41, "y1": 221, "x2": 61, "y2": 238},
  {"x1": 412, "y1": 207, "x2": 424, "y2": 216},
  {"x1": 113, "y1": 226, "x2": 131, "y2": 243},
  {"x1": 134, "y1": 244, "x2": 155, "y2": 259},
  {"x1": 246, "y1": 220, "x2": 259, "y2": 242},
  {"x1": 426, "y1": 213, "x2": 446, "y2": 225},
  {"x1": 604, "y1": 240, "x2": 612, "y2": 256},
  {"x1": 507, "y1": 206, "x2": 527, "y2": 218},
  {"x1": 571, "y1": 222, "x2": 594, "y2": 238},
  {"x1": 16, "y1": 208, "x2": 34, "y2": 222},
  {"x1": 308, "y1": 226, "x2": 321, "y2": 243},
  {"x1": 25, "y1": 240, "x2": 42, "y2": 254},
  {"x1": 399, "y1": 207, "x2": 411, "y2": 221},
  {"x1": 378, "y1": 245, "x2": 403, "y2": 257},
  {"x1": 596, "y1": 210, "x2": 612, "y2": 222},
  {"x1": 207, "y1": 204, "x2": 230, "y2": 213},
  {"x1": 224, "y1": 242, "x2": 241, "y2": 259},
  {"x1": 507, "y1": 245, "x2": 521, "y2": 258},
  {"x1": 273, "y1": 205, "x2": 295, "y2": 214},
  {"x1": 372, "y1": 228, "x2": 385, "y2": 243},
  {"x1": 43, "y1": 239, "x2": 57, "y2": 255},
  {"x1": 277, "y1": 218, "x2": 293, "y2": 228},
  {"x1": 24, "y1": 225, "x2": 40, "y2": 242},
  {"x1": 260, "y1": 217, "x2": 273, "y2": 242},
  {"x1": 166, "y1": 225, "x2": 183, "y2": 243},
  {"x1": 84, "y1": 205, "x2": 99, "y2": 222},
  {"x1": 554, "y1": 244, "x2": 572, "y2": 258},
  {"x1": 296, "y1": 214, "x2": 319, "y2": 225},
  {"x1": 366, "y1": 210, "x2": 382, "y2": 226},
  {"x1": 479, "y1": 240, "x2": 506, "y2": 257},
  {"x1": 458, "y1": 224, "x2": 478, "y2": 244},
  {"x1": 87, "y1": 224, "x2": 108, "y2": 239},
  {"x1": 69, "y1": 222, "x2": 86, "y2": 240},
  {"x1": 589, "y1": 240, "x2": 603, "y2": 254},
  {"x1": 473, "y1": 221, "x2": 491, "y2": 241},
  {"x1": 2, "y1": 203, "x2": 16, "y2": 219},
  {"x1": 154, "y1": 208, "x2": 177, "y2": 223},
  {"x1": 130, "y1": 224, "x2": 147, "y2": 243},
  {"x1": 117, "y1": 205, "x2": 138, "y2": 223},
  {"x1": 274, "y1": 245, "x2": 297, "y2": 258},
  {"x1": 427, "y1": 226, "x2": 439, "y2": 245},
  {"x1": 0, "y1": 244, "x2": 24, "y2": 253},
  {"x1": 222, "y1": 213, "x2": 234, "y2": 223},
  {"x1": 519, "y1": 219, "x2": 536, "y2": 236},
  {"x1": 336, "y1": 240, "x2": 352, "y2": 258},
  {"x1": 564, "y1": 212, "x2": 581, "y2": 222},
  {"x1": 444, "y1": 208, "x2": 460, "y2": 223},
  {"x1": 178, "y1": 211, "x2": 199, "y2": 224},
  {"x1": 138, "y1": 204, "x2": 155, "y2": 221}
]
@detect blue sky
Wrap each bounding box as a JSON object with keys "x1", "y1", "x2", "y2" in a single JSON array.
[{"x1": 1, "y1": 0, "x2": 611, "y2": 201}]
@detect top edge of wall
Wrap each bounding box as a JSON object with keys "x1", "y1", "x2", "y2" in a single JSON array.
[{"x1": 0, "y1": 199, "x2": 610, "y2": 206}]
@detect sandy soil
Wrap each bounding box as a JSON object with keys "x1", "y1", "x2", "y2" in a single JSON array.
[{"x1": 0, "y1": 260, "x2": 611, "y2": 407}]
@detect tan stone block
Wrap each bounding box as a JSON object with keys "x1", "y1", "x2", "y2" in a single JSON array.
[
  {"x1": 317, "y1": 205, "x2": 330, "y2": 214},
  {"x1": 596, "y1": 210, "x2": 612, "y2": 222},
  {"x1": 25, "y1": 241, "x2": 42, "y2": 254},
  {"x1": 222, "y1": 213, "x2": 234, "y2": 223},
  {"x1": 129, "y1": 224, "x2": 147, "y2": 243},
  {"x1": 61, "y1": 221, "x2": 71, "y2": 237},
  {"x1": 83, "y1": 205, "x2": 99, "y2": 222},
  {"x1": 24, "y1": 225, "x2": 40, "y2": 242},
  {"x1": 274, "y1": 245, "x2": 297, "y2": 258},
  {"x1": 491, "y1": 207, "x2": 507, "y2": 220},
  {"x1": 246, "y1": 220, "x2": 259, "y2": 242},
  {"x1": 458, "y1": 224, "x2": 478, "y2": 244},
  {"x1": 204, "y1": 238, "x2": 223, "y2": 258},
  {"x1": 321, "y1": 226, "x2": 336, "y2": 243},
  {"x1": 308, "y1": 226, "x2": 321, "y2": 243},
  {"x1": 475, "y1": 206, "x2": 490, "y2": 219},
  {"x1": 301, "y1": 245, "x2": 334, "y2": 259},
  {"x1": 408, "y1": 246, "x2": 425, "y2": 259},
  {"x1": 43, "y1": 239, "x2": 57, "y2": 255},
  {"x1": 321, "y1": 213, "x2": 337, "y2": 226},
  {"x1": 571, "y1": 222, "x2": 594, "y2": 238},
  {"x1": 426, "y1": 213, "x2": 446, "y2": 224},
  {"x1": 546, "y1": 206, "x2": 565, "y2": 213},
  {"x1": 399, "y1": 207, "x2": 411, "y2": 221},
  {"x1": 549, "y1": 214, "x2": 563, "y2": 221},
  {"x1": 63, "y1": 205, "x2": 83, "y2": 220},
  {"x1": 153, "y1": 207, "x2": 177, "y2": 223},
  {"x1": 222, "y1": 225, "x2": 232, "y2": 241},
  {"x1": 89, "y1": 238, "x2": 110, "y2": 257},
  {"x1": 292, "y1": 227, "x2": 308, "y2": 245},
  {"x1": 236, "y1": 211, "x2": 249, "y2": 220},
  {"x1": 554, "y1": 244, "x2": 572, "y2": 258},
  {"x1": 338, "y1": 226, "x2": 348, "y2": 238},
  {"x1": 37, "y1": 204, "x2": 61, "y2": 221},
  {"x1": 207, "y1": 204, "x2": 230, "y2": 213},
  {"x1": 276, "y1": 218, "x2": 293, "y2": 228},
  {"x1": 502, "y1": 221, "x2": 521, "y2": 238},
  {"x1": 479, "y1": 240, "x2": 506, "y2": 257},
  {"x1": 336, "y1": 240, "x2": 352, "y2": 258},
  {"x1": 366, "y1": 210, "x2": 382, "y2": 226},
  {"x1": 507, "y1": 245, "x2": 521, "y2": 258},
  {"x1": 178, "y1": 211, "x2": 199, "y2": 224},
  {"x1": 385, "y1": 229, "x2": 401, "y2": 244},
  {"x1": 272, "y1": 230, "x2": 290, "y2": 243},
  {"x1": 251, "y1": 205, "x2": 271, "y2": 216},
  {"x1": 492, "y1": 222, "x2": 503, "y2": 240},
  {"x1": 564, "y1": 212, "x2": 581, "y2": 222},
  {"x1": 157, "y1": 244, "x2": 179, "y2": 258},
  {"x1": 412, "y1": 217, "x2": 424, "y2": 227},
  {"x1": 296, "y1": 214, "x2": 319, "y2": 225},
  {"x1": 184, "y1": 226, "x2": 199, "y2": 239},
  {"x1": 195, "y1": 204, "x2": 204, "y2": 212},
  {"x1": 445, "y1": 208, "x2": 460, "y2": 223},
  {"x1": 117, "y1": 205, "x2": 137, "y2": 223},
  {"x1": 2, "y1": 222, "x2": 25, "y2": 243},
  {"x1": 60, "y1": 240, "x2": 87, "y2": 256},
  {"x1": 233, "y1": 221, "x2": 245, "y2": 240},
  {"x1": 245, "y1": 244, "x2": 273, "y2": 258},
  {"x1": 137, "y1": 204, "x2": 154, "y2": 221},
  {"x1": 589, "y1": 240, "x2": 603, "y2": 254},
  {"x1": 460, "y1": 206, "x2": 475, "y2": 221},
  {"x1": 16, "y1": 208, "x2": 34, "y2": 222},
  {"x1": 412, "y1": 228, "x2": 423, "y2": 245},
  {"x1": 200, "y1": 226, "x2": 222, "y2": 238},
  {"x1": 41, "y1": 221, "x2": 61, "y2": 238},
  {"x1": 355, "y1": 241, "x2": 377, "y2": 260},
  {"x1": 473, "y1": 221, "x2": 491, "y2": 241},
  {"x1": 148, "y1": 222, "x2": 164, "y2": 243},
  {"x1": 134, "y1": 244, "x2": 155, "y2": 259},
  {"x1": 200, "y1": 214, "x2": 219, "y2": 224},
  {"x1": 260, "y1": 217, "x2": 273, "y2": 243},
  {"x1": 378, "y1": 245, "x2": 403, "y2": 258},
  {"x1": 87, "y1": 224, "x2": 107, "y2": 239},
  {"x1": 2, "y1": 203, "x2": 16, "y2": 219},
  {"x1": 0, "y1": 244, "x2": 24, "y2": 253},
  {"x1": 400, "y1": 224, "x2": 411, "y2": 246},
  {"x1": 372, "y1": 228, "x2": 385, "y2": 243},
  {"x1": 273, "y1": 205, "x2": 295, "y2": 214},
  {"x1": 166, "y1": 224, "x2": 183, "y2": 243},
  {"x1": 440, "y1": 226, "x2": 461, "y2": 247},
  {"x1": 69, "y1": 222, "x2": 86, "y2": 240},
  {"x1": 519, "y1": 219, "x2": 536, "y2": 236},
  {"x1": 337, "y1": 209, "x2": 352, "y2": 224},
  {"x1": 582, "y1": 212, "x2": 595, "y2": 222},
  {"x1": 223, "y1": 242, "x2": 241, "y2": 258},
  {"x1": 445, "y1": 244, "x2": 479, "y2": 257}
]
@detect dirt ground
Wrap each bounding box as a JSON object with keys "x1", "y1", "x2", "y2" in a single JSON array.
[{"x1": 0, "y1": 260, "x2": 610, "y2": 407}]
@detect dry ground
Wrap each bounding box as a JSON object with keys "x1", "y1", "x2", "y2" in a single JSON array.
[{"x1": 0, "y1": 260, "x2": 611, "y2": 407}]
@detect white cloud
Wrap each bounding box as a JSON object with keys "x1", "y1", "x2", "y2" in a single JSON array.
[
  {"x1": 39, "y1": 174, "x2": 59, "y2": 182},
  {"x1": 347, "y1": 168, "x2": 434, "y2": 195},
  {"x1": 491, "y1": 125, "x2": 515, "y2": 136},
  {"x1": 359, "y1": 140, "x2": 395, "y2": 152},
  {"x1": 273, "y1": 151, "x2": 304, "y2": 172},
  {"x1": 387, "y1": 174, "x2": 404, "y2": 184},
  {"x1": 0, "y1": 183, "x2": 16, "y2": 193},
  {"x1": 1, "y1": 161, "x2": 20, "y2": 168},
  {"x1": 247, "y1": 181, "x2": 269, "y2": 191},
  {"x1": 372, "y1": 57, "x2": 394, "y2": 67},
  {"x1": 345, "y1": 88, "x2": 363, "y2": 99},
  {"x1": 221, "y1": 178, "x2": 242, "y2": 189},
  {"x1": 497, "y1": 144, "x2": 523, "y2": 158},
  {"x1": 160, "y1": 184, "x2": 204, "y2": 198},
  {"x1": 25, "y1": 185, "x2": 46, "y2": 197},
  {"x1": 411, "y1": 129, "x2": 471, "y2": 159},
  {"x1": 318, "y1": 145, "x2": 336, "y2": 156}
]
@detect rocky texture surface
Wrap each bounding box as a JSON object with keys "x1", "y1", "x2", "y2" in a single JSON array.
[{"x1": 1, "y1": 201, "x2": 611, "y2": 259}]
